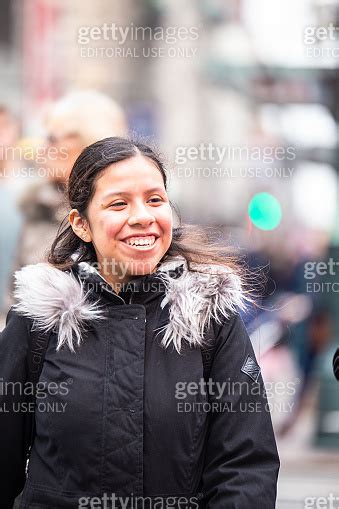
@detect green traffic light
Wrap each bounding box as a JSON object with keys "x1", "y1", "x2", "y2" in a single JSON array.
[{"x1": 248, "y1": 192, "x2": 282, "y2": 231}]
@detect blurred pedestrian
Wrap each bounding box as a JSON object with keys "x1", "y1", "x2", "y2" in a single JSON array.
[
  {"x1": 0, "y1": 106, "x2": 23, "y2": 314},
  {"x1": 15, "y1": 90, "x2": 128, "y2": 268}
]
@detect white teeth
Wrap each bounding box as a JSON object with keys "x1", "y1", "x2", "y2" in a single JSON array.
[{"x1": 124, "y1": 235, "x2": 156, "y2": 247}]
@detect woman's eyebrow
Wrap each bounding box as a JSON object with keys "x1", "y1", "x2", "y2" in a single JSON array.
[{"x1": 101, "y1": 187, "x2": 165, "y2": 201}]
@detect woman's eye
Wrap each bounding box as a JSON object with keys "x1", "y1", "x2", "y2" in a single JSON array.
[
  {"x1": 109, "y1": 197, "x2": 163, "y2": 208},
  {"x1": 110, "y1": 201, "x2": 126, "y2": 207}
]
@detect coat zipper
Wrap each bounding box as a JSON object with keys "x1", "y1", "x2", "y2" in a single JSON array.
[
  {"x1": 101, "y1": 283, "x2": 126, "y2": 305},
  {"x1": 129, "y1": 288, "x2": 146, "y2": 324},
  {"x1": 101, "y1": 280, "x2": 146, "y2": 321}
]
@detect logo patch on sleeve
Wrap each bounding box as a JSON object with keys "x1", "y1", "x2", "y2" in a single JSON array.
[{"x1": 241, "y1": 354, "x2": 261, "y2": 382}]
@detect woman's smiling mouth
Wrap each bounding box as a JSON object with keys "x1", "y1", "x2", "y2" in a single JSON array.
[{"x1": 120, "y1": 235, "x2": 159, "y2": 250}]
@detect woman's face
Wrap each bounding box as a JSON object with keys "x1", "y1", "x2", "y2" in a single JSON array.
[{"x1": 69, "y1": 155, "x2": 173, "y2": 290}]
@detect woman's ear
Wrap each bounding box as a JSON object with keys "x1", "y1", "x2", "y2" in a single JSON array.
[{"x1": 68, "y1": 209, "x2": 92, "y2": 243}]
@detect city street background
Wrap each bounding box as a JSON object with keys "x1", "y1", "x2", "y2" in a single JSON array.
[{"x1": 0, "y1": 0, "x2": 339, "y2": 506}]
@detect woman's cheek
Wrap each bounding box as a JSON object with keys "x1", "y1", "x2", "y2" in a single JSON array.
[
  {"x1": 158, "y1": 218, "x2": 173, "y2": 250},
  {"x1": 103, "y1": 217, "x2": 121, "y2": 240},
  {"x1": 157, "y1": 204, "x2": 173, "y2": 228},
  {"x1": 163, "y1": 213, "x2": 173, "y2": 243}
]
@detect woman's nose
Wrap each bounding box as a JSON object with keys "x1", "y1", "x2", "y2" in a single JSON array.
[{"x1": 127, "y1": 205, "x2": 155, "y2": 226}]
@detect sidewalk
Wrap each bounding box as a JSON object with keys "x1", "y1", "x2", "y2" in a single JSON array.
[
  {"x1": 277, "y1": 448, "x2": 339, "y2": 508},
  {"x1": 276, "y1": 383, "x2": 339, "y2": 508}
]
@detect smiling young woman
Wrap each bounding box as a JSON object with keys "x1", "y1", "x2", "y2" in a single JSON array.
[
  {"x1": 0, "y1": 137, "x2": 279, "y2": 509},
  {"x1": 67, "y1": 150, "x2": 173, "y2": 291},
  {"x1": 46, "y1": 137, "x2": 247, "y2": 288}
]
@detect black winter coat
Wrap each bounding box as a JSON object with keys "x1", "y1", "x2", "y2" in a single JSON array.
[{"x1": 0, "y1": 258, "x2": 280, "y2": 508}]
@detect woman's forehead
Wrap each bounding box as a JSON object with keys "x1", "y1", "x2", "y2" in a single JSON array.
[{"x1": 94, "y1": 157, "x2": 165, "y2": 193}]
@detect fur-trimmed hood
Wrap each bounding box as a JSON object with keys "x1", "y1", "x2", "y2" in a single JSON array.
[{"x1": 12, "y1": 257, "x2": 248, "y2": 354}]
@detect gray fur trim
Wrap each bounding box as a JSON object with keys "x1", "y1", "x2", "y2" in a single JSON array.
[
  {"x1": 11, "y1": 260, "x2": 247, "y2": 353},
  {"x1": 155, "y1": 262, "x2": 247, "y2": 353},
  {"x1": 12, "y1": 263, "x2": 105, "y2": 352}
]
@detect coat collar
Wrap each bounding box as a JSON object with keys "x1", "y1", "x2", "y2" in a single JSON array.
[
  {"x1": 12, "y1": 257, "x2": 247, "y2": 354},
  {"x1": 71, "y1": 258, "x2": 185, "y2": 306}
]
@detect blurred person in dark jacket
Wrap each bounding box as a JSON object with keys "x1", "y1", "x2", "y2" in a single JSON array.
[
  {"x1": 0, "y1": 106, "x2": 23, "y2": 315},
  {"x1": 15, "y1": 90, "x2": 128, "y2": 269}
]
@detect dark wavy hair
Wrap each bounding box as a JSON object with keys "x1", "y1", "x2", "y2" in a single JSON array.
[{"x1": 47, "y1": 137, "x2": 258, "y2": 301}]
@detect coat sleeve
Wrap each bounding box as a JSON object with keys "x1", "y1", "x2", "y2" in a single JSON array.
[
  {"x1": 199, "y1": 313, "x2": 280, "y2": 508},
  {"x1": 0, "y1": 308, "x2": 31, "y2": 509}
]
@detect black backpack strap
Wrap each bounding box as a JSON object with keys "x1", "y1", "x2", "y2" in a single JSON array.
[
  {"x1": 24, "y1": 327, "x2": 51, "y2": 470},
  {"x1": 201, "y1": 320, "x2": 217, "y2": 383},
  {"x1": 334, "y1": 347, "x2": 339, "y2": 380}
]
